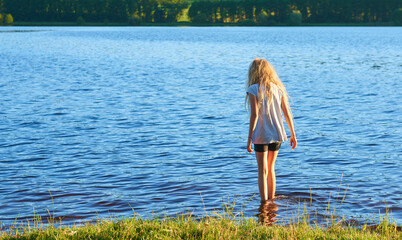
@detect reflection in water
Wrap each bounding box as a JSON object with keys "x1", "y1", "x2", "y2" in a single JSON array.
[{"x1": 257, "y1": 200, "x2": 279, "y2": 226}]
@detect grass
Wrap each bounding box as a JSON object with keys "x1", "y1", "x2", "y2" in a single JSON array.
[
  {"x1": 1, "y1": 215, "x2": 400, "y2": 239},
  {"x1": 0, "y1": 193, "x2": 400, "y2": 240},
  {"x1": 0, "y1": 179, "x2": 400, "y2": 239},
  {"x1": 0, "y1": 209, "x2": 400, "y2": 239}
]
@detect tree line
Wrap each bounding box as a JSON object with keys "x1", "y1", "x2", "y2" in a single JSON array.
[
  {"x1": 0, "y1": 0, "x2": 401, "y2": 25},
  {"x1": 189, "y1": 0, "x2": 401, "y2": 24}
]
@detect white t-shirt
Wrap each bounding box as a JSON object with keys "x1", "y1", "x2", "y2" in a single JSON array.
[{"x1": 247, "y1": 83, "x2": 288, "y2": 144}]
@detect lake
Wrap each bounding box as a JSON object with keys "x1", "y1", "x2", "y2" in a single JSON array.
[{"x1": 0, "y1": 26, "x2": 401, "y2": 227}]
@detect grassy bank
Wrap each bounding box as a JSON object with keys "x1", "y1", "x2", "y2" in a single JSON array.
[
  {"x1": 1, "y1": 206, "x2": 400, "y2": 239},
  {"x1": 9, "y1": 21, "x2": 397, "y2": 27}
]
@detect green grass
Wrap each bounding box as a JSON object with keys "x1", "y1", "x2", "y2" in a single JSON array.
[
  {"x1": 0, "y1": 198, "x2": 400, "y2": 240},
  {"x1": 1, "y1": 185, "x2": 400, "y2": 239},
  {"x1": 0, "y1": 211, "x2": 400, "y2": 239}
]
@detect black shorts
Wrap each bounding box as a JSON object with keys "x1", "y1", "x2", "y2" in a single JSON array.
[{"x1": 254, "y1": 142, "x2": 281, "y2": 152}]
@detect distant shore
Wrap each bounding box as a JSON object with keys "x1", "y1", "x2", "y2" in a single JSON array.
[{"x1": 8, "y1": 21, "x2": 398, "y2": 27}]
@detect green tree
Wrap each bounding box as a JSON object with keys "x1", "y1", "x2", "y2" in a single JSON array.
[
  {"x1": 391, "y1": 8, "x2": 402, "y2": 25},
  {"x1": 257, "y1": 10, "x2": 271, "y2": 25},
  {"x1": 241, "y1": 0, "x2": 254, "y2": 20},
  {"x1": 127, "y1": 0, "x2": 140, "y2": 16},
  {"x1": 154, "y1": 7, "x2": 166, "y2": 22},
  {"x1": 5, "y1": 12, "x2": 12, "y2": 25},
  {"x1": 192, "y1": 13, "x2": 208, "y2": 23},
  {"x1": 1, "y1": 0, "x2": 400, "y2": 25},
  {"x1": 189, "y1": 1, "x2": 214, "y2": 23},
  {"x1": 154, "y1": 0, "x2": 189, "y2": 23},
  {"x1": 76, "y1": 16, "x2": 85, "y2": 25},
  {"x1": 140, "y1": 0, "x2": 158, "y2": 22},
  {"x1": 288, "y1": 10, "x2": 302, "y2": 25},
  {"x1": 107, "y1": 0, "x2": 128, "y2": 22},
  {"x1": 164, "y1": 0, "x2": 189, "y2": 23},
  {"x1": 128, "y1": 14, "x2": 142, "y2": 25},
  {"x1": 227, "y1": 1, "x2": 238, "y2": 22}
]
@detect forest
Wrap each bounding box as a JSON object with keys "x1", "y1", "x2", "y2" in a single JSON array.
[{"x1": 0, "y1": 0, "x2": 401, "y2": 25}]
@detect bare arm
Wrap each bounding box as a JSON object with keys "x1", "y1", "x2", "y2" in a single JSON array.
[
  {"x1": 247, "y1": 94, "x2": 258, "y2": 153},
  {"x1": 281, "y1": 96, "x2": 297, "y2": 149}
]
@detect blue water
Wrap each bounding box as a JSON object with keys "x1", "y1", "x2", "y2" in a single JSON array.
[{"x1": 0, "y1": 26, "x2": 401, "y2": 227}]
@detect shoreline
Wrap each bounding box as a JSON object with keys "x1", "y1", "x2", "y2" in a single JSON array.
[
  {"x1": 1, "y1": 209, "x2": 400, "y2": 239},
  {"x1": 5, "y1": 21, "x2": 398, "y2": 27},
  {"x1": 1, "y1": 194, "x2": 400, "y2": 238}
]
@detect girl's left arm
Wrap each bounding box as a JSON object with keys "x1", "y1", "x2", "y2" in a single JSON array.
[
  {"x1": 247, "y1": 94, "x2": 258, "y2": 153},
  {"x1": 281, "y1": 96, "x2": 297, "y2": 149}
]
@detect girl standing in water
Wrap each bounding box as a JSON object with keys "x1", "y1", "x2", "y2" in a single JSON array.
[{"x1": 246, "y1": 58, "x2": 297, "y2": 203}]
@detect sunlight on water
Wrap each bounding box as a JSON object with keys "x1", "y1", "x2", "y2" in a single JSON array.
[{"x1": 0, "y1": 26, "x2": 401, "y2": 227}]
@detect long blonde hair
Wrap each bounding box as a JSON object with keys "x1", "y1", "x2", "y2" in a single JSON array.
[{"x1": 245, "y1": 58, "x2": 289, "y2": 111}]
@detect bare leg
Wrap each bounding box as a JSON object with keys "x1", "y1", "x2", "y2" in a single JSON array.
[
  {"x1": 256, "y1": 151, "x2": 268, "y2": 202},
  {"x1": 267, "y1": 150, "x2": 279, "y2": 199}
]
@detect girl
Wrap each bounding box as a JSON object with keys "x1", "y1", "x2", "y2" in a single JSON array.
[{"x1": 246, "y1": 58, "x2": 297, "y2": 203}]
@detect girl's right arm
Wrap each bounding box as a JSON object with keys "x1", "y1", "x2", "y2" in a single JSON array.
[
  {"x1": 281, "y1": 96, "x2": 297, "y2": 149},
  {"x1": 247, "y1": 93, "x2": 258, "y2": 153}
]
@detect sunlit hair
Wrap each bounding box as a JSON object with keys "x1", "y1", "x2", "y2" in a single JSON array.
[{"x1": 245, "y1": 58, "x2": 289, "y2": 111}]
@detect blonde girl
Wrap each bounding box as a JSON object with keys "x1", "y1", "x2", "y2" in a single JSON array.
[{"x1": 246, "y1": 58, "x2": 297, "y2": 203}]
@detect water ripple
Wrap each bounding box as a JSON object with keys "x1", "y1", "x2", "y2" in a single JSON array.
[{"x1": 0, "y1": 26, "x2": 401, "y2": 227}]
